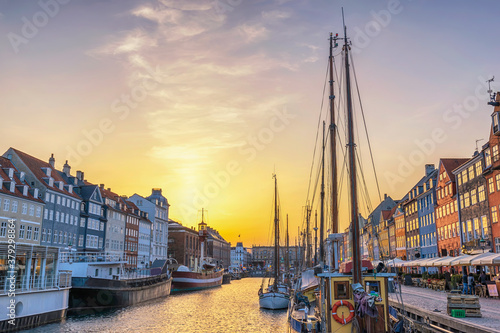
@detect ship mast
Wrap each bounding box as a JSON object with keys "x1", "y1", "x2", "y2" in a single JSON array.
[
  {"x1": 320, "y1": 121, "x2": 325, "y2": 265},
  {"x1": 342, "y1": 12, "x2": 361, "y2": 284},
  {"x1": 286, "y1": 214, "x2": 290, "y2": 286},
  {"x1": 273, "y1": 174, "x2": 279, "y2": 288},
  {"x1": 329, "y1": 33, "x2": 339, "y2": 238}
]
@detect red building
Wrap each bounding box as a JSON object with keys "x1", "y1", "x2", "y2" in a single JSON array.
[
  {"x1": 484, "y1": 91, "x2": 500, "y2": 254},
  {"x1": 435, "y1": 158, "x2": 468, "y2": 257},
  {"x1": 123, "y1": 200, "x2": 140, "y2": 269}
]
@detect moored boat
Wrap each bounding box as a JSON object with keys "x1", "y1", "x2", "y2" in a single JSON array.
[
  {"x1": 258, "y1": 174, "x2": 290, "y2": 310},
  {"x1": 58, "y1": 252, "x2": 171, "y2": 314},
  {"x1": 0, "y1": 245, "x2": 71, "y2": 332},
  {"x1": 171, "y1": 209, "x2": 223, "y2": 293}
]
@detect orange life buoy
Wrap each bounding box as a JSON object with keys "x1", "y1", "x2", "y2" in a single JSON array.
[{"x1": 332, "y1": 300, "x2": 355, "y2": 325}]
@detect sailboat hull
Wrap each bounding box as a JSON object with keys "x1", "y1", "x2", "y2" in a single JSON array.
[{"x1": 259, "y1": 291, "x2": 290, "y2": 310}]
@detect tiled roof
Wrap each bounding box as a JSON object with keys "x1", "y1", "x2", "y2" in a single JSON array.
[
  {"x1": 0, "y1": 157, "x2": 43, "y2": 203},
  {"x1": 440, "y1": 158, "x2": 469, "y2": 182},
  {"x1": 6, "y1": 148, "x2": 81, "y2": 200}
]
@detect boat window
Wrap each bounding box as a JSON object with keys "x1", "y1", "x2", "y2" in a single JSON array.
[
  {"x1": 109, "y1": 268, "x2": 113, "y2": 275},
  {"x1": 95, "y1": 268, "x2": 99, "y2": 277},
  {"x1": 334, "y1": 281, "x2": 349, "y2": 299},
  {"x1": 365, "y1": 281, "x2": 380, "y2": 296}
]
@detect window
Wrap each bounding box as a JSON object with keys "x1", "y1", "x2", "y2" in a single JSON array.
[
  {"x1": 50, "y1": 194, "x2": 55, "y2": 203},
  {"x1": 64, "y1": 232, "x2": 68, "y2": 244},
  {"x1": 471, "y1": 188, "x2": 477, "y2": 205},
  {"x1": 26, "y1": 226, "x2": 32, "y2": 240},
  {"x1": 44, "y1": 208, "x2": 48, "y2": 219},
  {"x1": 29, "y1": 205, "x2": 34, "y2": 216},
  {"x1": 57, "y1": 196, "x2": 61, "y2": 205},
  {"x1": 80, "y1": 218, "x2": 85, "y2": 227},
  {"x1": 475, "y1": 161, "x2": 482, "y2": 177},
  {"x1": 34, "y1": 227, "x2": 39, "y2": 241},
  {"x1": 36, "y1": 207, "x2": 41, "y2": 218},
  {"x1": 62, "y1": 197, "x2": 66, "y2": 206},
  {"x1": 12, "y1": 201, "x2": 18, "y2": 213},
  {"x1": 462, "y1": 170, "x2": 468, "y2": 184},
  {"x1": 334, "y1": 281, "x2": 350, "y2": 299},
  {"x1": 474, "y1": 218, "x2": 480, "y2": 239},
  {"x1": 45, "y1": 192, "x2": 50, "y2": 202},
  {"x1": 49, "y1": 210, "x2": 53, "y2": 220},
  {"x1": 468, "y1": 166, "x2": 475, "y2": 181},
  {"x1": 3, "y1": 199, "x2": 10, "y2": 211},
  {"x1": 59, "y1": 231, "x2": 63, "y2": 244},
  {"x1": 486, "y1": 148, "x2": 492, "y2": 167},
  {"x1": 492, "y1": 206, "x2": 498, "y2": 223},
  {"x1": 19, "y1": 225, "x2": 25, "y2": 239},
  {"x1": 47, "y1": 229, "x2": 52, "y2": 243},
  {"x1": 66, "y1": 214, "x2": 69, "y2": 224},
  {"x1": 489, "y1": 178, "x2": 495, "y2": 194},
  {"x1": 481, "y1": 215, "x2": 489, "y2": 237},
  {"x1": 0, "y1": 222, "x2": 6, "y2": 237},
  {"x1": 54, "y1": 230, "x2": 58, "y2": 243},
  {"x1": 464, "y1": 192, "x2": 470, "y2": 208},
  {"x1": 493, "y1": 145, "x2": 499, "y2": 162},
  {"x1": 78, "y1": 235, "x2": 84, "y2": 247},
  {"x1": 478, "y1": 185, "x2": 486, "y2": 202},
  {"x1": 496, "y1": 238, "x2": 500, "y2": 253}
]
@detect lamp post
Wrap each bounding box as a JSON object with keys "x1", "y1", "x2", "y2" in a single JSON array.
[{"x1": 479, "y1": 237, "x2": 486, "y2": 253}]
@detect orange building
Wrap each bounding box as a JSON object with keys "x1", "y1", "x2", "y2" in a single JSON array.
[
  {"x1": 394, "y1": 204, "x2": 406, "y2": 260},
  {"x1": 435, "y1": 158, "x2": 468, "y2": 257}
]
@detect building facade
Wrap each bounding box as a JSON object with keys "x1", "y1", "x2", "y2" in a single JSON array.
[
  {"x1": 0, "y1": 157, "x2": 44, "y2": 246},
  {"x1": 4, "y1": 149, "x2": 82, "y2": 249},
  {"x1": 417, "y1": 166, "x2": 438, "y2": 261},
  {"x1": 230, "y1": 242, "x2": 252, "y2": 268},
  {"x1": 168, "y1": 221, "x2": 200, "y2": 269}
]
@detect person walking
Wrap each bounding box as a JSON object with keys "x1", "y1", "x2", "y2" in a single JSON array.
[
  {"x1": 480, "y1": 271, "x2": 487, "y2": 285},
  {"x1": 468, "y1": 272, "x2": 475, "y2": 295},
  {"x1": 462, "y1": 272, "x2": 468, "y2": 295}
]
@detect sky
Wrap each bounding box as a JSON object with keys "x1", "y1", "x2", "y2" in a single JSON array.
[{"x1": 1, "y1": 0, "x2": 499, "y2": 248}]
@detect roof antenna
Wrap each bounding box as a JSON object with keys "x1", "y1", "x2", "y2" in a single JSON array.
[
  {"x1": 487, "y1": 77, "x2": 500, "y2": 106},
  {"x1": 475, "y1": 139, "x2": 484, "y2": 154}
]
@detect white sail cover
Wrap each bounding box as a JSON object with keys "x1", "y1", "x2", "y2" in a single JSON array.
[{"x1": 301, "y1": 269, "x2": 319, "y2": 291}]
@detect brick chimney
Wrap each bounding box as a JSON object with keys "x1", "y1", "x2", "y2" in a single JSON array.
[
  {"x1": 63, "y1": 160, "x2": 71, "y2": 176},
  {"x1": 49, "y1": 153, "x2": 55, "y2": 168}
]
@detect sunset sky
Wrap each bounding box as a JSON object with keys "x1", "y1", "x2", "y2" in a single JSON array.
[{"x1": 1, "y1": 1, "x2": 499, "y2": 247}]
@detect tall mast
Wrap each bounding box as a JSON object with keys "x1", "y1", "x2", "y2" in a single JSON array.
[
  {"x1": 306, "y1": 205, "x2": 311, "y2": 267},
  {"x1": 342, "y1": 12, "x2": 361, "y2": 284},
  {"x1": 273, "y1": 174, "x2": 279, "y2": 286},
  {"x1": 314, "y1": 210, "x2": 318, "y2": 265},
  {"x1": 286, "y1": 214, "x2": 290, "y2": 285},
  {"x1": 329, "y1": 33, "x2": 339, "y2": 236},
  {"x1": 320, "y1": 121, "x2": 325, "y2": 265}
]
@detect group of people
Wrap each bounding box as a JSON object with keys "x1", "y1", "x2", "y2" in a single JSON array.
[{"x1": 462, "y1": 271, "x2": 487, "y2": 295}]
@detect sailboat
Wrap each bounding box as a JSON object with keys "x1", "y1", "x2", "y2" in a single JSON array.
[
  {"x1": 258, "y1": 174, "x2": 291, "y2": 310},
  {"x1": 171, "y1": 209, "x2": 223, "y2": 292},
  {"x1": 291, "y1": 12, "x2": 395, "y2": 333}
]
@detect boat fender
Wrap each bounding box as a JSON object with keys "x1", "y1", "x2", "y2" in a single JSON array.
[{"x1": 332, "y1": 300, "x2": 355, "y2": 325}]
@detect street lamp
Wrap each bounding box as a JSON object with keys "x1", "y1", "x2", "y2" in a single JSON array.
[{"x1": 479, "y1": 237, "x2": 486, "y2": 253}]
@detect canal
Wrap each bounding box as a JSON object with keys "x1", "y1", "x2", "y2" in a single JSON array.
[{"x1": 25, "y1": 278, "x2": 289, "y2": 333}]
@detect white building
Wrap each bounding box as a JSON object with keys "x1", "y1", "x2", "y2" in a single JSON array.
[
  {"x1": 128, "y1": 189, "x2": 169, "y2": 264},
  {"x1": 230, "y1": 242, "x2": 251, "y2": 269}
]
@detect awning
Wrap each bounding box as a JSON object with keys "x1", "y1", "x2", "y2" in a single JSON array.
[
  {"x1": 470, "y1": 252, "x2": 500, "y2": 266},
  {"x1": 386, "y1": 258, "x2": 406, "y2": 267}
]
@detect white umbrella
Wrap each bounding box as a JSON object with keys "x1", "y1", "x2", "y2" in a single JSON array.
[{"x1": 470, "y1": 252, "x2": 500, "y2": 265}]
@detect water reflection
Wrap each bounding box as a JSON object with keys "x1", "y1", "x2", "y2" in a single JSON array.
[{"x1": 25, "y1": 278, "x2": 288, "y2": 333}]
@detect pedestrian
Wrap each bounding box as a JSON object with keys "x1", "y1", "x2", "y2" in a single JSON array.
[
  {"x1": 468, "y1": 272, "x2": 475, "y2": 295},
  {"x1": 444, "y1": 271, "x2": 451, "y2": 290},
  {"x1": 462, "y1": 272, "x2": 468, "y2": 295},
  {"x1": 480, "y1": 271, "x2": 487, "y2": 285}
]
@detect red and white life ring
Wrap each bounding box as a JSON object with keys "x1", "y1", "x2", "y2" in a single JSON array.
[{"x1": 332, "y1": 300, "x2": 355, "y2": 325}]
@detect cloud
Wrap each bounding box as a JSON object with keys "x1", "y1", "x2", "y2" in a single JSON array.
[
  {"x1": 237, "y1": 23, "x2": 269, "y2": 43},
  {"x1": 261, "y1": 10, "x2": 291, "y2": 22},
  {"x1": 88, "y1": 28, "x2": 157, "y2": 56}
]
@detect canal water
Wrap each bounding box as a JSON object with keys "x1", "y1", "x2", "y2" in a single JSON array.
[{"x1": 26, "y1": 277, "x2": 289, "y2": 333}]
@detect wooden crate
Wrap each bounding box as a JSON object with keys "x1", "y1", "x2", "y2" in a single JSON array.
[{"x1": 464, "y1": 308, "x2": 482, "y2": 318}]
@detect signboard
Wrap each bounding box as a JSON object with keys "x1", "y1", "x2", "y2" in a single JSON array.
[{"x1": 487, "y1": 283, "x2": 498, "y2": 297}]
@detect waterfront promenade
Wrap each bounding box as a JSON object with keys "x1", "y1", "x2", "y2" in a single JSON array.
[{"x1": 389, "y1": 285, "x2": 500, "y2": 333}]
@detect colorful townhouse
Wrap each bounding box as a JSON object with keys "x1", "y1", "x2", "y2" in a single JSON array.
[
  {"x1": 416, "y1": 165, "x2": 438, "y2": 262},
  {"x1": 4, "y1": 149, "x2": 82, "y2": 249},
  {"x1": 453, "y1": 151, "x2": 491, "y2": 253},
  {"x1": 394, "y1": 202, "x2": 406, "y2": 260}
]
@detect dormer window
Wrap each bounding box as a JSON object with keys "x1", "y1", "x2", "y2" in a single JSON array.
[
  {"x1": 10, "y1": 181, "x2": 15, "y2": 193},
  {"x1": 23, "y1": 185, "x2": 28, "y2": 196},
  {"x1": 492, "y1": 112, "x2": 500, "y2": 135},
  {"x1": 49, "y1": 178, "x2": 54, "y2": 187},
  {"x1": 41, "y1": 167, "x2": 52, "y2": 177},
  {"x1": 485, "y1": 148, "x2": 492, "y2": 167},
  {"x1": 0, "y1": 176, "x2": 3, "y2": 189}
]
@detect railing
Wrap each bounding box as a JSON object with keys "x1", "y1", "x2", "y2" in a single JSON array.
[
  {"x1": 59, "y1": 251, "x2": 126, "y2": 263},
  {"x1": 0, "y1": 271, "x2": 72, "y2": 295}
]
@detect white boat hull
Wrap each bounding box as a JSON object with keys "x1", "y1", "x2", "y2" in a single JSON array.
[{"x1": 259, "y1": 291, "x2": 290, "y2": 310}]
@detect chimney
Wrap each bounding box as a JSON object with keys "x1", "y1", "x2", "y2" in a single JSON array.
[
  {"x1": 100, "y1": 184, "x2": 105, "y2": 190},
  {"x1": 49, "y1": 153, "x2": 55, "y2": 168},
  {"x1": 76, "y1": 170, "x2": 84, "y2": 181},
  {"x1": 384, "y1": 193, "x2": 387, "y2": 200},
  {"x1": 107, "y1": 188, "x2": 111, "y2": 192},
  {"x1": 425, "y1": 164, "x2": 435, "y2": 176},
  {"x1": 63, "y1": 160, "x2": 71, "y2": 176}
]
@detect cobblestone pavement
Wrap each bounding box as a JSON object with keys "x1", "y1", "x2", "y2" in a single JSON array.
[{"x1": 389, "y1": 285, "x2": 500, "y2": 332}]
